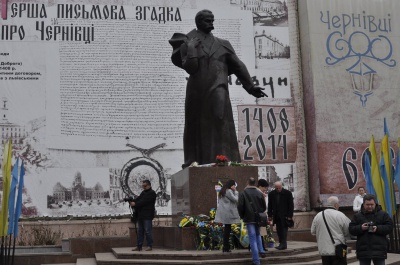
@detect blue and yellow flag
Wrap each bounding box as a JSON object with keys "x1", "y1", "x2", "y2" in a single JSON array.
[
  {"x1": 363, "y1": 154, "x2": 375, "y2": 197},
  {"x1": 380, "y1": 155, "x2": 392, "y2": 216},
  {"x1": 394, "y1": 138, "x2": 400, "y2": 194},
  {"x1": 0, "y1": 139, "x2": 12, "y2": 236},
  {"x1": 7, "y1": 158, "x2": 19, "y2": 235},
  {"x1": 13, "y1": 161, "x2": 25, "y2": 238},
  {"x1": 369, "y1": 136, "x2": 386, "y2": 211},
  {"x1": 381, "y1": 121, "x2": 396, "y2": 216}
]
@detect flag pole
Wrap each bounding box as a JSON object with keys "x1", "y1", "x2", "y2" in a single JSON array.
[
  {"x1": 10, "y1": 237, "x2": 15, "y2": 265},
  {"x1": 6, "y1": 234, "x2": 12, "y2": 265},
  {"x1": 0, "y1": 236, "x2": 4, "y2": 265},
  {"x1": 394, "y1": 211, "x2": 399, "y2": 252},
  {"x1": 3, "y1": 235, "x2": 7, "y2": 265},
  {"x1": 11, "y1": 160, "x2": 25, "y2": 264}
]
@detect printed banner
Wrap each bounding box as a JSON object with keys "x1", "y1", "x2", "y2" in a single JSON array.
[
  {"x1": 237, "y1": 105, "x2": 297, "y2": 164},
  {"x1": 0, "y1": 0, "x2": 296, "y2": 217}
]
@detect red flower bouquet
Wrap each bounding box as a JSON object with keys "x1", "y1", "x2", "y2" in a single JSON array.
[{"x1": 215, "y1": 155, "x2": 229, "y2": 166}]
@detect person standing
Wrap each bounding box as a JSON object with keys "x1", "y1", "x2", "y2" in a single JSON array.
[
  {"x1": 237, "y1": 177, "x2": 267, "y2": 265},
  {"x1": 214, "y1": 179, "x2": 240, "y2": 252},
  {"x1": 257, "y1": 179, "x2": 269, "y2": 199},
  {"x1": 349, "y1": 194, "x2": 393, "y2": 265},
  {"x1": 257, "y1": 179, "x2": 269, "y2": 211},
  {"x1": 169, "y1": 9, "x2": 266, "y2": 168},
  {"x1": 257, "y1": 179, "x2": 269, "y2": 251},
  {"x1": 129, "y1": 180, "x2": 157, "y2": 251},
  {"x1": 267, "y1": 181, "x2": 294, "y2": 250},
  {"x1": 353, "y1": 187, "x2": 366, "y2": 212},
  {"x1": 311, "y1": 196, "x2": 351, "y2": 265}
]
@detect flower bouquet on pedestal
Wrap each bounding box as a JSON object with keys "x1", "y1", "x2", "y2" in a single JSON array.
[
  {"x1": 196, "y1": 221, "x2": 209, "y2": 250},
  {"x1": 208, "y1": 221, "x2": 224, "y2": 250},
  {"x1": 189, "y1": 155, "x2": 249, "y2": 167},
  {"x1": 215, "y1": 155, "x2": 229, "y2": 166},
  {"x1": 178, "y1": 215, "x2": 195, "y2": 228}
]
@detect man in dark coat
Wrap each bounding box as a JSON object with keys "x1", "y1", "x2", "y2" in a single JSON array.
[
  {"x1": 267, "y1": 181, "x2": 294, "y2": 250},
  {"x1": 349, "y1": 194, "x2": 393, "y2": 265},
  {"x1": 169, "y1": 9, "x2": 266, "y2": 168},
  {"x1": 237, "y1": 177, "x2": 267, "y2": 265},
  {"x1": 129, "y1": 180, "x2": 157, "y2": 251}
]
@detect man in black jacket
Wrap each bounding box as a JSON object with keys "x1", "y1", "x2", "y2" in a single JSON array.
[
  {"x1": 129, "y1": 180, "x2": 157, "y2": 251},
  {"x1": 349, "y1": 194, "x2": 393, "y2": 265},
  {"x1": 268, "y1": 181, "x2": 294, "y2": 250},
  {"x1": 237, "y1": 177, "x2": 267, "y2": 265}
]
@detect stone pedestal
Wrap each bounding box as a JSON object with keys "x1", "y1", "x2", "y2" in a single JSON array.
[
  {"x1": 128, "y1": 166, "x2": 259, "y2": 250},
  {"x1": 129, "y1": 226, "x2": 197, "y2": 249},
  {"x1": 171, "y1": 166, "x2": 258, "y2": 220}
]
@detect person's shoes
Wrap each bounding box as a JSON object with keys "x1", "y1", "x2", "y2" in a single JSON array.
[
  {"x1": 275, "y1": 245, "x2": 284, "y2": 250},
  {"x1": 276, "y1": 244, "x2": 287, "y2": 250},
  {"x1": 259, "y1": 252, "x2": 267, "y2": 258},
  {"x1": 222, "y1": 249, "x2": 232, "y2": 253},
  {"x1": 144, "y1": 247, "x2": 152, "y2": 251},
  {"x1": 132, "y1": 246, "x2": 142, "y2": 251}
]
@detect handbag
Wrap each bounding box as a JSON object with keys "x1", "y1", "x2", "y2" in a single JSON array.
[
  {"x1": 322, "y1": 210, "x2": 347, "y2": 258},
  {"x1": 285, "y1": 217, "x2": 294, "y2": 228},
  {"x1": 243, "y1": 190, "x2": 268, "y2": 227},
  {"x1": 257, "y1": 212, "x2": 268, "y2": 227}
]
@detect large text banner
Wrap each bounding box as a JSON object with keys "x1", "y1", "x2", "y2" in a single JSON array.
[{"x1": 237, "y1": 105, "x2": 296, "y2": 164}]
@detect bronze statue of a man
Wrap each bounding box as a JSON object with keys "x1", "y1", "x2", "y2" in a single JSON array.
[{"x1": 169, "y1": 9, "x2": 266, "y2": 168}]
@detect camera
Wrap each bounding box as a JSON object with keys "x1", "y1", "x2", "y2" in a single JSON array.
[
  {"x1": 367, "y1": 221, "x2": 374, "y2": 233},
  {"x1": 123, "y1": 197, "x2": 134, "y2": 202}
]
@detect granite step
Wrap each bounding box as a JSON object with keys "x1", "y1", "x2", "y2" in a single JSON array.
[
  {"x1": 112, "y1": 241, "x2": 318, "y2": 260},
  {"x1": 278, "y1": 252, "x2": 400, "y2": 265},
  {"x1": 42, "y1": 258, "x2": 96, "y2": 265},
  {"x1": 95, "y1": 249, "x2": 324, "y2": 265},
  {"x1": 269, "y1": 252, "x2": 357, "y2": 265},
  {"x1": 76, "y1": 258, "x2": 97, "y2": 265},
  {"x1": 41, "y1": 263, "x2": 75, "y2": 265}
]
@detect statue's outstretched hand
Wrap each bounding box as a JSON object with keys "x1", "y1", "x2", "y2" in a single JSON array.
[
  {"x1": 187, "y1": 37, "x2": 201, "y2": 48},
  {"x1": 248, "y1": 86, "x2": 268, "y2": 98}
]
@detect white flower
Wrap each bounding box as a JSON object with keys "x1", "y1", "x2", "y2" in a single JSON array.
[{"x1": 190, "y1": 162, "x2": 199, "y2": 167}]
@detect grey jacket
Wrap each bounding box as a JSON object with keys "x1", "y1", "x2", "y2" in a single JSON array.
[{"x1": 214, "y1": 189, "x2": 240, "y2": 224}]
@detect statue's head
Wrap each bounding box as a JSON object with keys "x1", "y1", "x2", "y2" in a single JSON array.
[{"x1": 195, "y1": 9, "x2": 214, "y2": 34}]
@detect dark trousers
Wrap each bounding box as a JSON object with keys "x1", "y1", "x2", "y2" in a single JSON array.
[
  {"x1": 321, "y1": 255, "x2": 347, "y2": 265},
  {"x1": 223, "y1": 224, "x2": 231, "y2": 250},
  {"x1": 137, "y1": 219, "x2": 153, "y2": 247},
  {"x1": 359, "y1": 258, "x2": 385, "y2": 265},
  {"x1": 276, "y1": 217, "x2": 288, "y2": 246}
]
